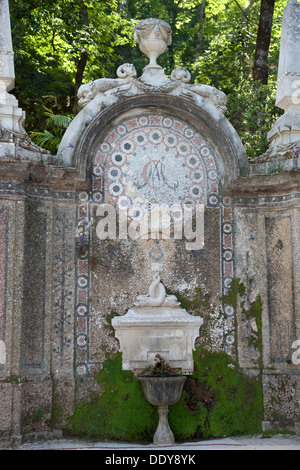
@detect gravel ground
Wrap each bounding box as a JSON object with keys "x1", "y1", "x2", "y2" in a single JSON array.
[{"x1": 4, "y1": 434, "x2": 300, "y2": 450}]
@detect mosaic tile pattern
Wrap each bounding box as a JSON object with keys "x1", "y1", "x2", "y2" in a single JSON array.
[
  {"x1": 75, "y1": 195, "x2": 91, "y2": 376},
  {"x1": 52, "y1": 209, "x2": 76, "y2": 372},
  {"x1": 221, "y1": 201, "x2": 235, "y2": 358},
  {"x1": 75, "y1": 113, "x2": 239, "y2": 374},
  {"x1": 0, "y1": 208, "x2": 8, "y2": 368},
  {"x1": 93, "y1": 114, "x2": 219, "y2": 214}
]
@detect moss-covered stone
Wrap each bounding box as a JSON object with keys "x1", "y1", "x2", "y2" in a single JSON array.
[
  {"x1": 67, "y1": 353, "x2": 157, "y2": 441},
  {"x1": 67, "y1": 347, "x2": 263, "y2": 441},
  {"x1": 169, "y1": 347, "x2": 263, "y2": 439}
]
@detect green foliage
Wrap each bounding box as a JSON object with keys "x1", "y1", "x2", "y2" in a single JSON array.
[
  {"x1": 29, "y1": 108, "x2": 73, "y2": 152},
  {"x1": 193, "y1": 6, "x2": 257, "y2": 91},
  {"x1": 193, "y1": 1, "x2": 284, "y2": 91},
  {"x1": 10, "y1": 0, "x2": 289, "y2": 157},
  {"x1": 10, "y1": 0, "x2": 135, "y2": 130},
  {"x1": 227, "y1": 80, "x2": 283, "y2": 160}
]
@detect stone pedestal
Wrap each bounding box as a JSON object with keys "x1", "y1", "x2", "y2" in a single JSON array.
[
  {"x1": 113, "y1": 306, "x2": 203, "y2": 374},
  {"x1": 267, "y1": 0, "x2": 300, "y2": 155},
  {"x1": 138, "y1": 376, "x2": 187, "y2": 446}
]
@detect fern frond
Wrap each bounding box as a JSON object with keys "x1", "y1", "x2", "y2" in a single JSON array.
[{"x1": 45, "y1": 113, "x2": 73, "y2": 129}]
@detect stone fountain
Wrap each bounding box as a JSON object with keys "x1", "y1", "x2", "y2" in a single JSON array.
[
  {"x1": 108, "y1": 18, "x2": 204, "y2": 446},
  {"x1": 112, "y1": 264, "x2": 203, "y2": 445}
]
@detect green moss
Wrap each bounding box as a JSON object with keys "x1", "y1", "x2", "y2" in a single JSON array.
[
  {"x1": 67, "y1": 348, "x2": 263, "y2": 441},
  {"x1": 167, "y1": 286, "x2": 210, "y2": 313},
  {"x1": 243, "y1": 294, "x2": 263, "y2": 364},
  {"x1": 67, "y1": 280, "x2": 264, "y2": 442},
  {"x1": 67, "y1": 352, "x2": 157, "y2": 441},
  {"x1": 221, "y1": 278, "x2": 246, "y2": 310},
  {"x1": 169, "y1": 347, "x2": 263, "y2": 440}
]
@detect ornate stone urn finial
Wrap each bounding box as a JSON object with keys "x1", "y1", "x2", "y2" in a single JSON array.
[
  {"x1": 134, "y1": 19, "x2": 172, "y2": 70},
  {"x1": 134, "y1": 19, "x2": 172, "y2": 84}
]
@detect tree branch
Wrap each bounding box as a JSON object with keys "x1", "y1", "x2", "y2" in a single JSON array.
[
  {"x1": 245, "y1": 0, "x2": 260, "y2": 15},
  {"x1": 233, "y1": 0, "x2": 249, "y2": 20},
  {"x1": 194, "y1": 1, "x2": 207, "y2": 59},
  {"x1": 51, "y1": 30, "x2": 57, "y2": 52}
]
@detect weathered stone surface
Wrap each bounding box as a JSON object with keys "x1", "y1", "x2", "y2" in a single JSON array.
[
  {"x1": 263, "y1": 373, "x2": 300, "y2": 428},
  {"x1": 112, "y1": 265, "x2": 203, "y2": 374},
  {"x1": 1, "y1": 14, "x2": 300, "y2": 446}
]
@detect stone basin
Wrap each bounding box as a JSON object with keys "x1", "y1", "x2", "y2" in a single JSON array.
[
  {"x1": 138, "y1": 376, "x2": 187, "y2": 445},
  {"x1": 138, "y1": 376, "x2": 186, "y2": 406}
]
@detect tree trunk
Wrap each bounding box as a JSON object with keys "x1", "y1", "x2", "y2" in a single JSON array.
[
  {"x1": 252, "y1": 0, "x2": 275, "y2": 85},
  {"x1": 194, "y1": 1, "x2": 207, "y2": 59},
  {"x1": 75, "y1": 49, "x2": 88, "y2": 94},
  {"x1": 74, "y1": 0, "x2": 89, "y2": 112}
]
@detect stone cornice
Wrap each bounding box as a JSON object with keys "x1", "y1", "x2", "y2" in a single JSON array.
[{"x1": 227, "y1": 169, "x2": 300, "y2": 197}]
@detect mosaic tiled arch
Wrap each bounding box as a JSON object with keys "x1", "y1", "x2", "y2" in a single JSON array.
[{"x1": 92, "y1": 114, "x2": 219, "y2": 212}]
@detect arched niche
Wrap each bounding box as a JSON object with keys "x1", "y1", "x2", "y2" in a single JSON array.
[
  {"x1": 73, "y1": 94, "x2": 246, "y2": 373},
  {"x1": 70, "y1": 94, "x2": 248, "y2": 193}
]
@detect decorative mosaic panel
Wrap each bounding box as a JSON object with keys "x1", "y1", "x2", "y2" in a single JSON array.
[
  {"x1": 52, "y1": 207, "x2": 76, "y2": 374},
  {"x1": 93, "y1": 114, "x2": 219, "y2": 212},
  {"x1": 75, "y1": 196, "x2": 91, "y2": 376},
  {"x1": 0, "y1": 208, "x2": 8, "y2": 369},
  {"x1": 221, "y1": 200, "x2": 235, "y2": 358}
]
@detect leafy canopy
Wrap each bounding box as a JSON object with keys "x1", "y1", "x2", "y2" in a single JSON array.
[{"x1": 10, "y1": 0, "x2": 288, "y2": 159}]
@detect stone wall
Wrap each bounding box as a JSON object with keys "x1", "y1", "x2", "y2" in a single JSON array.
[
  {"x1": 231, "y1": 173, "x2": 300, "y2": 433},
  {"x1": 0, "y1": 87, "x2": 300, "y2": 447}
]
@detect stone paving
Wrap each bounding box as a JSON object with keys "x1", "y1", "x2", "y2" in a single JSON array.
[{"x1": 4, "y1": 435, "x2": 300, "y2": 451}]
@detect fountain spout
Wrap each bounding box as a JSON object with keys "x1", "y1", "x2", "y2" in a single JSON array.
[{"x1": 134, "y1": 263, "x2": 180, "y2": 308}]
